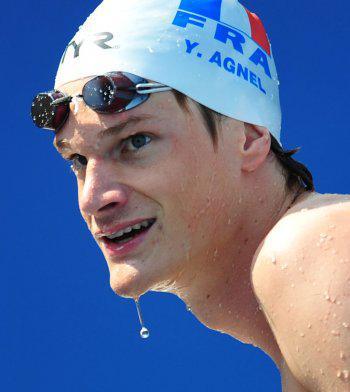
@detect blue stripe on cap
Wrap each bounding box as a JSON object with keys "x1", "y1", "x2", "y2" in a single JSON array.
[{"x1": 178, "y1": 0, "x2": 223, "y2": 22}]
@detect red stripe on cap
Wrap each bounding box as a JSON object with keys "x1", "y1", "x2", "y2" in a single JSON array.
[{"x1": 245, "y1": 8, "x2": 271, "y2": 56}]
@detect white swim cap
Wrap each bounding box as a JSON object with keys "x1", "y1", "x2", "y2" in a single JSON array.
[{"x1": 55, "y1": 0, "x2": 282, "y2": 142}]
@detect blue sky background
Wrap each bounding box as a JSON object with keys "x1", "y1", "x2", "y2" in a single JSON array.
[{"x1": 2, "y1": 1, "x2": 349, "y2": 391}]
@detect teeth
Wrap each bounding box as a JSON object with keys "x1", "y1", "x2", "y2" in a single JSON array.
[
  {"x1": 105, "y1": 219, "x2": 154, "y2": 239},
  {"x1": 107, "y1": 230, "x2": 124, "y2": 239}
]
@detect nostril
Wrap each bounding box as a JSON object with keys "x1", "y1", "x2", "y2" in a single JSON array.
[{"x1": 99, "y1": 202, "x2": 118, "y2": 212}]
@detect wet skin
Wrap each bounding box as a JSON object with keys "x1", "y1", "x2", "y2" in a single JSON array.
[
  {"x1": 54, "y1": 77, "x2": 350, "y2": 391},
  {"x1": 253, "y1": 193, "x2": 350, "y2": 392}
]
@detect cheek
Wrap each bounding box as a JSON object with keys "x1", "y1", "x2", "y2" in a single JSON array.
[
  {"x1": 157, "y1": 142, "x2": 241, "y2": 248},
  {"x1": 154, "y1": 141, "x2": 223, "y2": 232},
  {"x1": 155, "y1": 138, "x2": 212, "y2": 199},
  {"x1": 76, "y1": 178, "x2": 90, "y2": 223},
  {"x1": 76, "y1": 178, "x2": 83, "y2": 206}
]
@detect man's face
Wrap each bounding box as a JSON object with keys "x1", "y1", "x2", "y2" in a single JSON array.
[{"x1": 54, "y1": 77, "x2": 245, "y2": 298}]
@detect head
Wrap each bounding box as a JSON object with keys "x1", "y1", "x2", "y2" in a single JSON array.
[
  {"x1": 34, "y1": 0, "x2": 314, "y2": 298},
  {"x1": 50, "y1": 77, "x2": 248, "y2": 296}
]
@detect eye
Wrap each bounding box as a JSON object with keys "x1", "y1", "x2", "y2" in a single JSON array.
[
  {"x1": 69, "y1": 154, "x2": 87, "y2": 173},
  {"x1": 121, "y1": 133, "x2": 152, "y2": 154}
]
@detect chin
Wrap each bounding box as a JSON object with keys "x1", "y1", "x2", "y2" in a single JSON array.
[{"x1": 109, "y1": 264, "x2": 154, "y2": 299}]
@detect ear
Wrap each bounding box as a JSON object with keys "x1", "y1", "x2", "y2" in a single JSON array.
[{"x1": 241, "y1": 123, "x2": 271, "y2": 172}]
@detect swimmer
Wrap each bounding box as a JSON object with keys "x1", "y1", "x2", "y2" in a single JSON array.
[{"x1": 31, "y1": 0, "x2": 350, "y2": 390}]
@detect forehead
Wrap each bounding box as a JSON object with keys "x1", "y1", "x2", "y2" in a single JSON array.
[{"x1": 57, "y1": 76, "x2": 93, "y2": 96}]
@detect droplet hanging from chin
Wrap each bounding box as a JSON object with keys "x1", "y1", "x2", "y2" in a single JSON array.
[{"x1": 134, "y1": 298, "x2": 150, "y2": 339}]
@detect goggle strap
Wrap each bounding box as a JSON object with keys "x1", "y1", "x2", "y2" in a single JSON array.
[
  {"x1": 51, "y1": 96, "x2": 73, "y2": 106},
  {"x1": 136, "y1": 83, "x2": 172, "y2": 94}
]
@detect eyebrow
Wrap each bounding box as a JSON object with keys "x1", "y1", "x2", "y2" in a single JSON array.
[{"x1": 54, "y1": 114, "x2": 153, "y2": 153}]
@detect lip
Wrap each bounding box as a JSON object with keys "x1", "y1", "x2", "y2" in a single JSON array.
[
  {"x1": 94, "y1": 217, "x2": 156, "y2": 238},
  {"x1": 101, "y1": 219, "x2": 157, "y2": 258}
]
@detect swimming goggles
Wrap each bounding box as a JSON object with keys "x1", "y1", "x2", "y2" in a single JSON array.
[{"x1": 31, "y1": 72, "x2": 172, "y2": 132}]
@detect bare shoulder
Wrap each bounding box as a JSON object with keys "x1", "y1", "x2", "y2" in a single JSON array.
[{"x1": 252, "y1": 192, "x2": 350, "y2": 391}]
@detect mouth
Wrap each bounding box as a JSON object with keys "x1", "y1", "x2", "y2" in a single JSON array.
[
  {"x1": 103, "y1": 218, "x2": 156, "y2": 244},
  {"x1": 99, "y1": 218, "x2": 157, "y2": 256}
]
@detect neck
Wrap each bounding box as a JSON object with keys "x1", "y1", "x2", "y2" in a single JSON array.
[{"x1": 166, "y1": 171, "x2": 304, "y2": 366}]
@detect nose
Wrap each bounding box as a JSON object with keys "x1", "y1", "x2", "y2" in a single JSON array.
[{"x1": 79, "y1": 158, "x2": 130, "y2": 216}]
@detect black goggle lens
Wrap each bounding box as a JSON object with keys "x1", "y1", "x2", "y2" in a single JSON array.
[
  {"x1": 82, "y1": 73, "x2": 136, "y2": 113},
  {"x1": 31, "y1": 94, "x2": 55, "y2": 129},
  {"x1": 31, "y1": 91, "x2": 69, "y2": 131}
]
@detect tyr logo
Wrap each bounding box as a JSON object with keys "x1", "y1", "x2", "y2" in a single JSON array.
[{"x1": 60, "y1": 32, "x2": 114, "y2": 64}]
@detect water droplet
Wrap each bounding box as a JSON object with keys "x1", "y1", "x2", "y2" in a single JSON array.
[
  {"x1": 342, "y1": 322, "x2": 349, "y2": 328},
  {"x1": 186, "y1": 305, "x2": 192, "y2": 312},
  {"x1": 72, "y1": 96, "x2": 80, "y2": 114},
  {"x1": 340, "y1": 352, "x2": 346, "y2": 360},
  {"x1": 148, "y1": 47, "x2": 154, "y2": 53},
  {"x1": 281, "y1": 264, "x2": 288, "y2": 270},
  {"x1": 140, "y1": 327, "x2": 150, "y2": 339},
  {"x1": 300, "y1": 332, "x2": 305, "y2": 337},
  {"x1": 320, "y1": 369, "x2": 325, "y2": 375},
  {"x1": 134, "y1": 299, "x2": 150, "y2": 339},
  {"x1": 331, "y1": 330, "x2": 340, "y2": 336},
  {"x1": 271, "y1": 255, "x2": 277, "y2": 264},
  {"x1": 337, "y1": 369, "x2": 350, "y2": 380},
  {"x1": 307, "y1": 323, "x2": 312, "y2": 329}
]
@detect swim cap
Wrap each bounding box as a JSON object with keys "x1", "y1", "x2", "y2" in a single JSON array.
[{"x1": 55, "y1": 0, "x2": 282, "y2": 142}]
